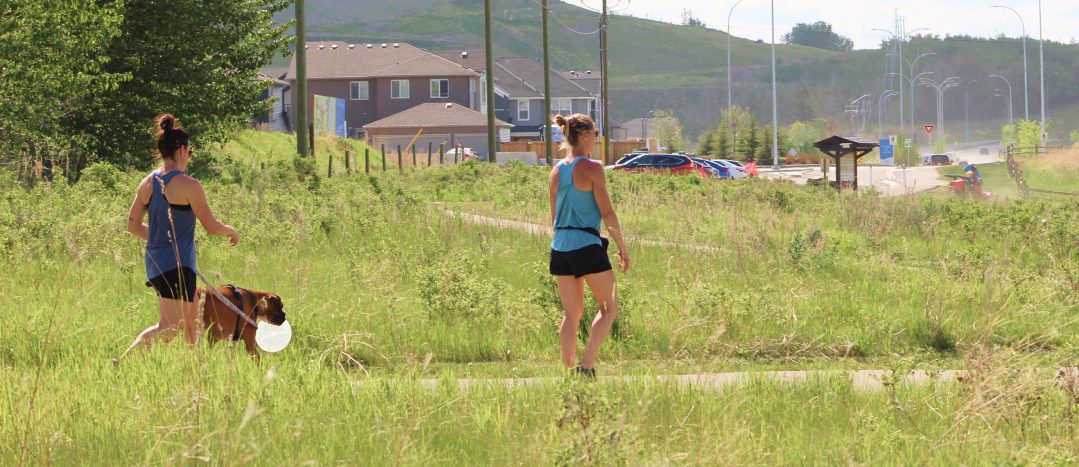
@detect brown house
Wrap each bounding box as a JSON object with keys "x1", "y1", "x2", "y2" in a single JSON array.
[
  {"x1": 285, "y1": 42, "x2": 482, "y2": 138},
  {"x1": 364, "y1": 103, "x2": 512, "y2": 158}
]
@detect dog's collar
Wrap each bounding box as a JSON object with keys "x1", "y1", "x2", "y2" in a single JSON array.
[{"x1": 224, "y1": 285, "x2": 259, "y2": 341}]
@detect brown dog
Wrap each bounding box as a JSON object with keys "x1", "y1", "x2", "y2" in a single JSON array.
[{"x1": 198, "y1": 285, "x2": 287, "y2": 358}]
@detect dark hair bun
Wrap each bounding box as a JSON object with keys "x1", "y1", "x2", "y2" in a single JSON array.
[
  {"x1": 554, "y1": 115, "x2": 568, "y2": 127},
  {"x1": 158, "y1": 114, "x2": 175, "y2": 132}
]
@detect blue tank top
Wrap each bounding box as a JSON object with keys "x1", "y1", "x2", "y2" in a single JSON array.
[
  {"x1": 144, "y1": 169, "x2": 197, "y2": 279},
  {"x1": 552, "y1": 157, "x2": 603, "y2": 252}
]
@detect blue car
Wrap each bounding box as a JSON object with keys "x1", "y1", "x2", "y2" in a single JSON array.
[{"x1": 692, "y1": 158, "x2": 731, "y2": 179}]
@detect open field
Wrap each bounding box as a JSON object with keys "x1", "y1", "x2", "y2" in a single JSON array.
[{"x1": 3, "y1": 132, "x2": 1079, "y2": 463}]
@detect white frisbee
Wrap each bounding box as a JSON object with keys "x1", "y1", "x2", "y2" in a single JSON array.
[{"x1": 255, "y1": 320, "x2": 292, "y2": 353}]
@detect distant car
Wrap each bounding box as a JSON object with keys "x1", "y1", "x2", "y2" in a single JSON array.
[
  {"x1": 445, "y1": 147, "x2": 480, "y2": 161},
  {"x1": 926, "y1": 154, "x2": 952, "y2": 166},
  {"x1": 612, "y1": 153, "x2": 709, "y2": 177},
  {"x1": 979, "y1": 147, "x2": 990, "y2": 155},
  {"x1": 695, "y1": 159, "x2": 732, "y2": 179},
  {"x1": 712, "y1": 159, "x2": 748, "y2": 179},
  {"x1": 691, "y1": 158, "x2": 723, "y2": 178}
]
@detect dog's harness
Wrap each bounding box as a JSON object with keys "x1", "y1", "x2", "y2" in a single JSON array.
[{"x1": 223, "y1": 284, "x2": 260, "y2": 341}]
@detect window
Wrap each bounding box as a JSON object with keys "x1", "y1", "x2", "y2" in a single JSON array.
[
  {"x1": 391, "y1": 80, "x2": 410, "y2": 99},
  {"x1": 517, "y1": 99, "x2": 530, "y2": 121},
  {"x1": 350, "y1": 81, "x2": 369, "y2": 100},
  {"x1": 552, "y1": 98, "x2": 572, "y2": 115},
  {"x1": 430, "y1": 79, "x2": 449, "y2": 98}
]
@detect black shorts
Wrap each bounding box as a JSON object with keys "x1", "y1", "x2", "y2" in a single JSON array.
[
  {"x1": 146, "y1": 267, "x2": 197, "y2": 302},
  {"x1": 550, "y1": 243, "x2": 613, "y2": 278}
]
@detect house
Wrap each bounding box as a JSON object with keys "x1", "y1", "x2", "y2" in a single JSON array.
[
  {"x1": 435, "y1": 52, "x2": 601, "y2": 141},
  {"x1": 285, "y1": 42, "x2": 482, "y2": 139},
  {"x1": 253, "y1": 72, "x2": 290, "y2": 132},
  {"x1": 363, "y1": 102, "x2": 512, "y2": 158}
]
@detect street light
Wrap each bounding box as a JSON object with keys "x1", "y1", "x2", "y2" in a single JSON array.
[
  {"x1": 993, "y1": 89, "x2": 1014, "y2": 125},
  {"x1": 878, "y1": 90, "x2": 897, "y2": 140},
  {"x1": 904, "y1": 52, "x2": 936, "y2": 144},
  {"x1": 873, "y1": 26, "x2": 930, "y2": 146},
  {"x1": 918, "y1": 76, "x2": 960, "y2": 151},
  {"x1": 1038, "y1": 0, "x2": 1046, "y2": 144},
  {"x1": 991, "y1": 5, "x2": 1029, "y2": 121},
  {"x1": 847, "y1": 94, "x2": 871, "y2": 136},
  {"x1": 726, "y1": 0, "x2": 745, "y2": 114},
  {"x1": 990, "y1": 74, "x2": 1014, "y2": 124},
  {"x1": 770, "y1": 0, "x2": 778, "y2": 169},
  {"x1": 965, "y1": 79, "x2": 978, "y2": 139}
]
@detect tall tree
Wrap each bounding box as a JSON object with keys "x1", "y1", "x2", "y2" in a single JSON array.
[
  {"x1": 697, "y1": 131, "x2": 715, "y2": 156},
  {"x1": 0, "y1": 1, "x2": 126, "y2": 172},
  {"x1": 653, "y1": 110, "x2": 682, "y2": 152},
  {"x1": 782, "y1": 21, "x2": 854, "y2": 52},
  {"x1": 75, "y1": 0, "x2": 293, "y2": 168}
]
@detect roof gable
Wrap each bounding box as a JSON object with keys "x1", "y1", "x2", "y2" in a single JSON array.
[
  {"x1": 363, "y1": 103, "x2": 513, "y2": 129},
  {"x1": 287, "y1": 42, "x2": 479, "y2": 80}
]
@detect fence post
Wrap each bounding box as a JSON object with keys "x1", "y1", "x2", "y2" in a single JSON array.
[
  {"x1": 327, "y1": 153, "x2": 333, "y2": 178},
  {"x1": 411, "y1": 144, "x2": 417, "y2": 166},
  {"x1": 454, "y1": 145, "x2": 459, "y2": 164},
  {"x1": 439, "y1": 144, "x2": 445, "y2": 165},
  {"x1": 381, "y1": 144, "x2": 386, "y2": 172},
  {"x1": 308, "y1": 123, "x2": 315, "y2": 156},
  {"x1": 345, "y1": 150, "x2": 351, "y2": 174},
  {"x1": 365, "y1": 148, "x2": 370, "y2": 174},
  {"x1": 397, "y1": 145, "x2": 403, "y2": 173},
  {"x1": 427, "y1": 142, "x2": 433, "y2": 167}
]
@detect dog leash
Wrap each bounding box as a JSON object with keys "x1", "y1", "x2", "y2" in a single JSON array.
[{"x1": 194, "y1": 269, "x2": 258, "y2": 327}]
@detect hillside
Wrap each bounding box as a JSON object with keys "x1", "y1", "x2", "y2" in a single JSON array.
[{"x1": 278, "y1": 0, "x2": 1079, "y2": 141}]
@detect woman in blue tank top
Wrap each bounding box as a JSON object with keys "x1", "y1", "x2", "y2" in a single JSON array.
[
  {"x1": 118, "y1": 114, "x2": 239, "y2": 361},
  {"x1": 548, "y1": 113, "x2": 630, "y2": 378}
]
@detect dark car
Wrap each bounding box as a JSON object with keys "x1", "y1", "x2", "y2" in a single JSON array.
[
  {"x1": 692, "y1": 158, "x2": 730, "y2": 179},
  {"x1": 926, "y1": 154, "x2": 952, "y2": 166},
  {"x1": 612, "y1": 153, "x2": 709, "y2": 176}
]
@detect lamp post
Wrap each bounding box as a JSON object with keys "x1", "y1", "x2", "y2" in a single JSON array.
[
  {"x1": 993, "y1": 89, "x2": 1014, "y2": 125},
  {"x1": 918, "y1": 76, "x2": 960, "y2": 152},
  {"x1": 879, "y1": 90, "x2": 897, "y2": 140},
  {"x1": 873, "y1": 27, "x2": 930, "y2": 150},
  {"x1": 990, "y1": 74, "x2": 1014, "y2": 124},
  {"x1": 965, "y1": 79, "x2": 977, "y2": 139},
  {"x1": 847, "y1": 94, "x2": 871, "y2": 136},
  {"x1": 770, "y1": 0, "x2": 778, "y2": 169},
  {"x1": 991, "y1": 5, "x2": 1029, "y2": 121},
  {"x1": 726, "y1": 0, "x2": 745, "y2": 114},
  {"x1": 904, "y1": 52, "x2": 935, "y2": 144},
  {"x1": 1038, "y1": 0, "x2": 1046, "y2": 145}
]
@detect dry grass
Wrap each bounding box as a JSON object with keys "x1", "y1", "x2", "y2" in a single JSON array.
[{"x1": 1029, "y1": 148, "x2": 1079, "y2": 171}]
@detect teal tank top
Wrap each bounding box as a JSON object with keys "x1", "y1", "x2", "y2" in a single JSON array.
[
  {"x1": 144, "y1": 169, "x2": 197, "y2": 279},
  {"x1": 552, "y1": 157, "x2": 603, "y2": 252}
]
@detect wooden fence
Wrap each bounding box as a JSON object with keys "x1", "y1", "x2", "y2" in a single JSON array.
[{"x1": 500, "y1": 140, "x2": 645, "y2": 161}]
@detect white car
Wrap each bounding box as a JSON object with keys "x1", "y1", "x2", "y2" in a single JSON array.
[
  {"x1": 446, "y1": 147, "x2": 482, "y2": 161},
  {"x1": 713, "y1": 159, "x2": 748, "y2": 179}
]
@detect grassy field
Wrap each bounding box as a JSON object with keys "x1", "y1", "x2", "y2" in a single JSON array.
[
  {"x1": 3, "y1": 131, "x2": 1079, "y2": 463},
  {"x1": 941, "y1": 149, "x2": 1079, "y2": 200}
]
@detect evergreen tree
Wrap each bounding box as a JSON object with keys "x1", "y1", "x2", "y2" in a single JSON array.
[
  {"x1": 715, "y1": 128, "x2": 731, "y2": 159},
  {"x1": 757, "y1": 124, "x2": 792, "y2": 163},
  {"x1": 697, "y1": 131, "x2": 716, "y2": 156}
]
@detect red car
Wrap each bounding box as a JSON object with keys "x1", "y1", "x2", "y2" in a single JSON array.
[{"x1": 611, "y1": 154, "x2": 710, "y2": 177}]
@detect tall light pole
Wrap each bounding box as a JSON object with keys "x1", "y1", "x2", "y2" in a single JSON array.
[
  {"x1": 484, "y1": 0, "x2": 497, "y2": 163},
  {"x1": 991, "y1": 5, "x2": 1029, "y2": 121},
  {"x1": 726, "y1": 0, "x2": 745, "y2": 114},
  {"x1": 769, "y1": 0, "x2": 778, "y2": 169},
  {"x1": 1038, "y1": 0, "x2": 1046, "y2": 146},
  {"x1": 879, "y1": 90, "x2": 897, "y2": 140},
  {"x1": 990, "y1": 74, "x2": 1014, "y2": 124},
  {"x1": 904, "y1": 52, "x2": 935, "y2": 144},
  {"x1": 919, "y1": 76, "x2": 959, "y2": 151},
  {"x1": 994, "y1": 89, "x2": 1014, "y2": 125},
  {"x1": 873, "y1": 26, "x2": 929, "y2": 151},
  {"x1": 295, "y1": 0, "x2": 308, "y2": 157},
  {"x1": 600, "y1": 0, "x2": 611, "y2": 164},
  {"x1": 964, "y1": 79, "x2": 977, "y2": 139},
  {"x1": 542, "y1": 0, "x2": 553, "y2": 165}
]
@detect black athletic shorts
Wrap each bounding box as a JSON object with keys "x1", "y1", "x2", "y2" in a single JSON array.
[
  {"x1": 550, "y1": 243, "x2": 613, "y2": 278},
  {"x1": 146, "y1": 267, "x2": 197, "y2": 302}
]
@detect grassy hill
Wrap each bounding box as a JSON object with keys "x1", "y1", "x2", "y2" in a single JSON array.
[{"x1": 278, "y1": 0, "x2": 1079, "y2": 142}]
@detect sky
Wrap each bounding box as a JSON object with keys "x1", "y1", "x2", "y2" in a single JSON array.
[{"x1": 591, "y1": 0, "x2": 1078, "y2": 50}]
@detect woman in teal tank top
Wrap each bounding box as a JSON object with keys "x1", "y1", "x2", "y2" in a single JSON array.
[
  {"x1": 548, "y1": 113, "x2": 630, "y2": 378},
  {"x1": 117, "y1": 114, "x2": 239, "y2": 362}
]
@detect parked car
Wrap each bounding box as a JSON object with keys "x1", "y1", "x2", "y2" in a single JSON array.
[
  {"x1": 925, "y1": 154, "x2": 952, "y2": 166},
  {"x1": 691, "y1": 158, "x2": 723, "y2": 178},
  {"x1": 979, "y1": 147, "x2": 990, "y2": 155},
  {"x1": 695, "y1": 159, "x2": 731, "y2": 179},
  {"x1": 612, "y1": 153, "x2": 709, "y2": 177},
  {"x1": 446, "y1": 147, "x2": 480, "y2": 161},
  {"x1": 712, "y1": 159, "x2": 748, "y2": 179}
]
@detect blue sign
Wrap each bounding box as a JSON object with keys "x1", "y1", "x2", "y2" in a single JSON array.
[{"x1": 879, "y1": 139, "x2": 894, "y2": 166}]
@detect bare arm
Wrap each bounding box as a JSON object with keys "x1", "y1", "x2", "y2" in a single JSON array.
[
  {"x1": 588, "y1": 162, "x2": 629, "y2": 272},
  {"x1": 548, "y1": 165, "x2": 559, "y2": 226},
  {"x1": 185, "y1": 179, "x2": 239, "y2": 246},
  {"x1": 126, "y1": 178, "x2": 151, "y2": 241}
]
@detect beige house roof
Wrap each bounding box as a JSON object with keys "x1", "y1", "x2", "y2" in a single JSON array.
[
  {"x1": 364, "y1": 103, "x2": 513, "y2": 129},
  {"x1": 286, "y1": 42, "x2": 479, "y2": 80}
]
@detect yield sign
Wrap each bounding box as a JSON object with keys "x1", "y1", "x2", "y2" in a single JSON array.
[{"x1": 924, "y1": 125, "x2": 935, "y2": 135}]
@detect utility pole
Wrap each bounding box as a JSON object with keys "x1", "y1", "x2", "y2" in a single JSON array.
[
  {"x1": 769, "y1": 0, "x2": 778, "y2": 169},
  {"x1": 727, "y1": 0, "x2": 745, "y2": 114},
  {"x1": 600, "y1": 0, "x2": 611, "y2": 164},
  {"x1": 1038, "y1": 0, "x2": 1046, "y2": 147},
  {"x1": 542, "y1": 0, "x2": 553, "y2": 165},
  {"x1": 484, "y1": 0, "x2": 498, "y2": 163},
  {"x1": 991, "y1": 5, "x2": 1029, "y2": 120},
  {"x1": 295, "y1": 0, "x2": 308, "y2": 157}
]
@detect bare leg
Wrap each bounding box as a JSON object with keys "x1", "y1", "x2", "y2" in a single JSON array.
[
  {"x1": 580, "y1": 270, "x2": 619, "y2": 369},
  {"x1": 555, "y1": 276, "x2": 585, "y2": 368},
  {"x1": 116, "y1": 297, "x2": 186, "y2": 362}
]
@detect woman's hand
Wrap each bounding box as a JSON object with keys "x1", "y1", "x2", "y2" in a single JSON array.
[
  {"x1": 617, "y1": 248, "x2": 630, "y2": 273},
  {"x1": 225, "y1": 226, "x2": 239, "y2": 246}
]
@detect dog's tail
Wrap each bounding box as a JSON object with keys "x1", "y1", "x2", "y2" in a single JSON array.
[{"x1": 196, "y1": 289, "x2": 207, "y2": 343}]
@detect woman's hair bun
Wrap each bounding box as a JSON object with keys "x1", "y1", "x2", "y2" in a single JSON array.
[
  {"x1": 157, "y1": 113, "x2": 176, "y2": 132},
  {"x1": 554, "y1": 114, "x2": 568, "y2": 127}
]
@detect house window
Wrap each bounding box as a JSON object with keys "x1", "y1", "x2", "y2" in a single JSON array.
[
  {"x1": 430, "y1": 79, "x2": 449, "y2": 98},
  {"x1": 350, "y1": 81, "x2": 369, "y2": 100},
  {"x1": 552, "y1": 98, "x2": 572, "y2": 115},
  {"x1": 518, "y1": 99, "x2": 530, "y2": 121},
  {"x1": 391, "y1": 80, "x2": 410, "y2": 99}
]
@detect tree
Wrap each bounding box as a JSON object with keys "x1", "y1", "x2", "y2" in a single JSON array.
[
  {"x1": 787, "y1": 121, "x2": 821, "y2": 154},
  {"x1": 697, "y1": 131, "x2": 716, "y2": 156},
  {"x1": 1002, "y1": 124, "x2": 1017, "y2": 147},
  {"x1": 757, "y1": 125, "x2": 791, "y2": 163},
  {"x1": 653, "y1": 110, "x2": 682, "y2": 152},
  {"x1": 0, "y1": 1, "x2": 126, "y2": 175},
  {"x1": 74, "y1": 0, "x2": 293, "y2": 168},
  {"x1": 742, "y1": 117, "x2": 760, "y2": 159},
  {"x1": 1015, "y1": 120, "x2": 1043, "y2": 153},
  {"x1": 715, "y1": 105, "x2": 758, "y2": 159},
  {"x1": 715, "y1": 128, "x2": 731, "y2": 159},
  {"x1": 782, "y1": 21, "x2": 854, "y2": 52},
  {"x1": 681, "y1": 9, "x2": 705, "y2": 27}
]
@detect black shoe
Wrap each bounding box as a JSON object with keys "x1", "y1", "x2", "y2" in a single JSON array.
[{"x1": 573, "y1": 365, "x2": 596, "y2": 379}]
